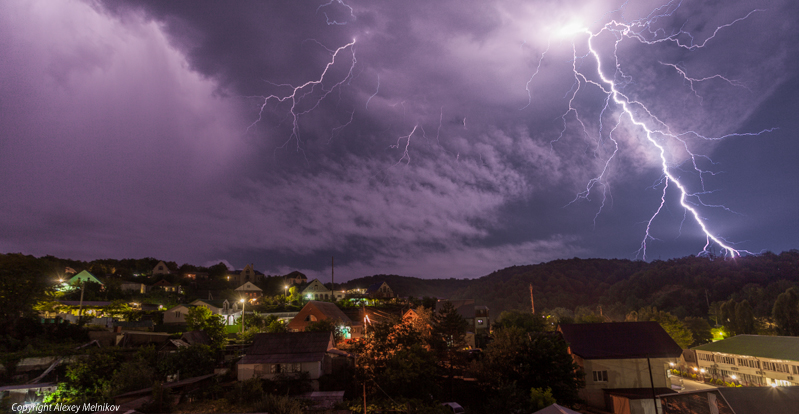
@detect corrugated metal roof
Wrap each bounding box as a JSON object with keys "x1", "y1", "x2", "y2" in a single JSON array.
[
  {"x1": 693, "y1": 335, "x2": 799, "y2": 361},
  {"x1": 559, "y1": 322, "x2": 683, "y2": 359}
]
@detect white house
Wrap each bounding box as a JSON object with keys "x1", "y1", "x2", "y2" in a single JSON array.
[{"x1": 302, "y1": 279, "x2": 332, "y2": 301}]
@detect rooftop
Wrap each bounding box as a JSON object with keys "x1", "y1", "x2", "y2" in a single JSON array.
[
  {"x1": 693, "y1": 335, "x2": 799, "y2": 361},
  {"x1": 559, "y1": 321, "x2": 683, "y2": 360},
  {"x1": 241, "y1": 331, "x2": 334, "y2": 364}
]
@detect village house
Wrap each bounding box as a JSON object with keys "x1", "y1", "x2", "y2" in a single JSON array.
[
  {"x1": 237, "y1": 331, "x2": 351, "y2": 390},
  {"x1": 120, "y1": 281, "x2": 146, "y2": 294},
  {"x1": 302, "y1": 278, "x2": 333, "y2": 301},
  {"x1": 151, "y1": 279, "x2": 179, "y2": 293},
  {"x1": 235, "y1": 281, "x2": 263, "y2": 303},
  {"x1": 365, "y1": 281, "x2": 395, "y2": 299},
  {"x1": 229, "y1": 264, "x2": 265, "y2": 285},
  {"x1": 558, "y1": 321, "x2": 682, "y2": 414},
  {"x1": 288, "y1": 301, "x2": 353, "y2": 336},
  {"x1": 163, "y1": 304, "x2": 195, "y2": 324},
  {"x1": 284, "y1": 270, "x2": 308, "y2": 286},
  {"x1": 152, "y1": 260, "x2": 172, "y2": 276}
]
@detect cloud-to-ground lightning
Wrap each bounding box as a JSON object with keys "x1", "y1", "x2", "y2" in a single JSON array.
[
  {"x1": 537, "y1": 1, "x2": 773, "y2": 260},
  {"x1": 247, "y1": 40, "x2": 356, "y2": 156}
]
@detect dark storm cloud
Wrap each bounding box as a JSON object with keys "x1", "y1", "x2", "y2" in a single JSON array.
[{"x1": 1, "y1": 0, "x2": 797, "y2": 280}]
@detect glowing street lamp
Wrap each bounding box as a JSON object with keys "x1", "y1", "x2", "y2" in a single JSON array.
[{"x1": 284, "y1": 285, "x2": 288, "y2": 296}]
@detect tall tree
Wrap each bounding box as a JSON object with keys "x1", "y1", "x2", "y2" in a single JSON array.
[
  {"x1": 0, "y1": 254, "x2": 54, "y2": 345},
  {"x1": 773, "y1": 287, "x2": 799, "y2": 336},
  {"x1": 477, "y1": 327, "x2": 583, "y2": 409},
  {"x1": 185, "y1": 306, "x2": 226, "y2": 350},
  {"x1": 734, "y1": 300, "x2": 756, "y2": 335},
  {"x1": 431, "y1": 301, "x2": 469, "y2": 400}
]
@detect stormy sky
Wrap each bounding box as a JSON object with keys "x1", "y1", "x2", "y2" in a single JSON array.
[{"x1": 2, "y1": 0, "x2": 797, "y2": 281}]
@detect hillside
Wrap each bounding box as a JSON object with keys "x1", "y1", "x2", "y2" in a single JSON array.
[
  {"x1": 343, "y1": 251, "x2": 799, "y2": 322},
  {"x1": 340, "y1": 274, "x2": 472, "y2": 299}
]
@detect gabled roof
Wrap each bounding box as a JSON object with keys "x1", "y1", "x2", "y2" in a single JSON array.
[
  {"x1": 68, "y1": 270, "x2": 103, "y2": 285},
  {"x1": 181, "y1": 330, "x2": 211, "y2": 346},
  {"x1": 152, "y1": 279, "x2": 173, "y2": 287},
  {"x1": 306, "y1": 301, "x2": 351, "y2": 323},
  {"x1": 241, "y1": 332, "x2": 333, "y2": 364},
  {"x1": 285, "y1": 271, "x2": 307, "y2": 280},
  {"x1": 365, "y1": 281, "x2": 387, "y2": 294},
  {"x1": 191, "y1": 299, "x2": 230, "y2": 309},
  {"x1": 693, "y1": 335, "x2": 799, "y2": 361},
  {"x1": 559, "y1": 322, "x2": 683, "y2": 359},
  {"x1": 235, "y1": 282, "x2": 263, "y2": 292}
]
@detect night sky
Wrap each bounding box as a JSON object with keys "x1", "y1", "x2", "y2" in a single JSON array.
[{"x1": 2, "y1": 0, "x2": 797, "y2": 281}]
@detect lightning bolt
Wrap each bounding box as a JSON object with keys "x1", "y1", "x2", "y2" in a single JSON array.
[
  {"x1": 247, "y1": 40, "x2": 357, "y2": 156},
  {"x1": 542, "y1": 2, "x2": 774, "y2": 260},
  {"x1": 316, "y1": 0, "x2": 355, "y2": 26}
]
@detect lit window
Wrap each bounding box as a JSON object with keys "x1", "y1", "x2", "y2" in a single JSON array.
[{"x1": 477, "y1": 319, "x2": 484, "y2": 324}]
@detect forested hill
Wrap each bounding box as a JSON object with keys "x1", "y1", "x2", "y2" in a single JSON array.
[
  {"x1": 350, "y1": 251, "x2": 799, "y2": 321},
  {"x1": 449, "y1": 258, "x2": 648, "y2": 318},
  {"x1": 340, "y1": 274, "x2": 472, "y2": 300}
]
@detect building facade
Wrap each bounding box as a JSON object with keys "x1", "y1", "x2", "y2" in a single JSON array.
[{"x1": 693, "y1": 335, "x2": 799, "y2": 387}]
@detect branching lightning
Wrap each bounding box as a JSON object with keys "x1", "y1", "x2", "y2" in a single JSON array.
[
  {"x1": 247, "y1": 40, "x2": 357, "y2": 156},
  {"x1": 534, "y1": 1, "x2": 774, "y2": 260}
]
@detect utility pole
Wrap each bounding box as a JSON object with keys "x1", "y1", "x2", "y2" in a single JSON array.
[
  {"x1": 530, "y1": 284, "x2": 535, "y2": 314},
  {"x1": 647, "y1": 357, "x2": 659, "y2": 414},
  {"x1": 78, "y1": 280, "x2": 86, "y2": 324}
]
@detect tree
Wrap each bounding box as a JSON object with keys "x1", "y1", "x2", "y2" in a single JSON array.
[
  {"x1": 530, "y1": 387, "x2": 557, "y2": 411},
  {"x1": 773, "y1": 287, "x2": 799, "y2": 336},
  {"x1": 185, "y1": 306, "x2": 226, "y2": 350},
  {"x1": 734, "y1": 300, "x2": 756, "y2": 335},
  {"x1": 628, "y1": 307, "x2": 694, "y2": 349},
  {"x1": 355, "y1": 318, "x2": 439, "y2": 401},
  {"x1": 477, "y1": 327, "x2": 583, "y2": 408},
  {"x1": 493, "y1": 310, "x2": 546, "y2": 333},
  {"x1": 0, "y1": 254, "x2": 54, "y2": 342},
  {"x1": 683, "y1": 317, "x2": 713, "y2": 347},
  {"x1": 305, "y1": 318, "x2": 344, "y2": 342},
  {"x1": 158, "y1": 344, "x2": 216, "y2": 379}
]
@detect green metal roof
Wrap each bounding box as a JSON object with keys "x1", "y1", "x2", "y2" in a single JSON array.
[
  {"x1": 67, "y1": 270, "x2": 103, "y2": 285},
  {"x1": 693, "y1": 335, "x2": 799, "y2": 362}
]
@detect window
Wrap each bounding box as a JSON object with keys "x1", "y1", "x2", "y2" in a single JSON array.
[
  {"x1": 305, "y1": 315, "x2": 317, "y2": 322},
  {"x1": 698, "y1": 353, "x2": 715, "y2": 362},
  {"x1": 763, "y1": 361, "x2": 789, "y2": 373},
  {"x1": 477, "y1": 319, "x2": 484, "y2": 324},
  {"x1": 738, "y1": 358, "x2": 759, "y2": 369},
  {"x1": 592, "y1": 370, "x2": 608, "y2": 382},
  {"x1": 717, "y1": 355, "x2": 736, "y2": 365}
]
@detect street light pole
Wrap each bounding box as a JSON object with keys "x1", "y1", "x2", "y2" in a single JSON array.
[{"x1": 240, "y1": 299, "x2": 246, "y2": 334}]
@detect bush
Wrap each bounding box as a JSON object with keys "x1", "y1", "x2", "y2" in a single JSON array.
[
  {"x1": 252, "y1": 394, "x2": 304, "y2": 414},
  {"x1": 225, "y1": 378, "x2": 265, "y2": 405}
]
